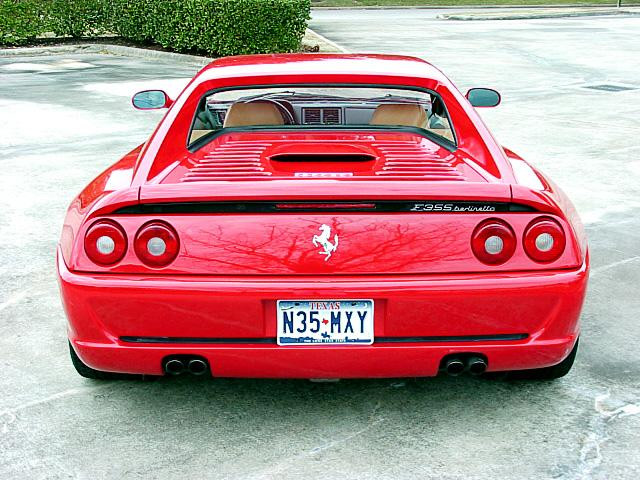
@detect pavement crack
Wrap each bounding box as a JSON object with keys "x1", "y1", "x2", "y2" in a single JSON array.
[
  {"x1": 590, "y1": 255, "x2": 640, "y2": 278},
  {"x1": 0, "y1": 384, "x2": 112, "y2": 431},
  {"x1": 308, "y1": 417, "x2": 385, "y2": 457},
  {"x1": 0, "y1": 290, "x2": 29, "y2": 313},
  {"x1": 573, "y1": 390, "x2": 640, "y2": 479},
  {"x1": 248, "y1": 403, "x2": 386, "y2": 479}
]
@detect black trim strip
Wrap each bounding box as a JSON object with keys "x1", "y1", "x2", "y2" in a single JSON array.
[
  {"x1": 376, "y1": 334, "x2": 528, "y2": 343},
  {"x1": 189, "y1": 125, "x2": 457, "y2": 153},
  {"x1": 120, "y1": 334, "x2": 528, "y2": 345},
  {"x1": 115, "y1": 201, "x2": 536, "y2": 215}
]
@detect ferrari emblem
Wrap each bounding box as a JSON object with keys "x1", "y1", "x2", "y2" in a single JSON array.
[{"x1": 312, "y1": 224, "x2": 339, "y2": 261}]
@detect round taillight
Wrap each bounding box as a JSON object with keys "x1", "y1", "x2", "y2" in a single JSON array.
[
  {"x1": 84, "y1": 220, "x2": 127, "y2": 265},
  {"x1": 134, "y1": 221, "x2": 179, "y2": 267},
  {"x1": 523, "y1": 217, "x2": 565, "y2": 263},
  {"x1": 471, "y1": 219, "x2": 516, "y2": 265}
]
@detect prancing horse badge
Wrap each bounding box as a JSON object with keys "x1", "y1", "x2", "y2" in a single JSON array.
[{"x1": 312, "y1": 224, "x2": 338, "y2": 261}]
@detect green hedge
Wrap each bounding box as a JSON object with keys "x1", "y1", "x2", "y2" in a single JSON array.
[
  {"x1": 0, "y1": 0, "x2": 310, "y2": 55},
  {"x1": 0, "y1": 0, "x2": 46, "y2": 46}
]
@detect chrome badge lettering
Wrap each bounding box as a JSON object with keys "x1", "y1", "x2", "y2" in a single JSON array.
[
  {"x1": 312, "y1": 224, "x2": 339, "y2": 261},
  {"x1": 411, "y1": 203, "x2": 496, "y2": 212}
]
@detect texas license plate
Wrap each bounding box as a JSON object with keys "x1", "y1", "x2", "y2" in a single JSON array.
[{"x1": 277, "y1": 300, "x2": 374, "y2": 345}]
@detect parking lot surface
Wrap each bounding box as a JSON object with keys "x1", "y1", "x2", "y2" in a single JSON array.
[{"x1": 1, "y1": 11, "x2": 640, "y2": 479}]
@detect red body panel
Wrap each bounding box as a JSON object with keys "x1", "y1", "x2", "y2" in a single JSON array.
[
  {"x1": 69, "y1": 213, "x2": 581, "y2": 275},
  {"x1": 59, "y1": 250, "x2": 586, "y2": 377},
  {"x1": 57, "y1": 54, "x2": 589, "y2": 378}
]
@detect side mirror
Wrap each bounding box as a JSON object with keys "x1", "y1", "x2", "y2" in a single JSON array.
[
  {"x1": 132, "y1": 90, "x2": 173, "y2": 110},
  {"x1": 466, "y1": 88, "x2": 501, "y2": 108}
]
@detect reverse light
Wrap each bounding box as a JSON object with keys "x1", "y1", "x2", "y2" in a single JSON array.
[
  {"x1": 523, "y1": 217, "x2": 566, "y2": 263},
  {"x1": 84, "y1": 221, "x2": 127, "y2": 265},
  {"x1": 471, "y1": 219, "x2": 516, "y2": 265},
  {"x1": 134, "y1": 221, "x2": 179, "y2": 267}
]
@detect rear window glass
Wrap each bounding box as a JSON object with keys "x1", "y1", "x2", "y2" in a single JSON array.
[{"x1": 189, "y1": 86, "x2": 455, "y2": 146}]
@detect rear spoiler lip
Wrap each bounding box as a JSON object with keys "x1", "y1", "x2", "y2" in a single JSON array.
[
  {"x1": 139, "y1": 181, "x2": 512, "y2": 204},
  {"x1": 114, "y1": 200, "x2": 536, "y2": 215}
]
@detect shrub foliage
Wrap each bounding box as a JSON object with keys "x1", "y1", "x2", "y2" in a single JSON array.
[{"x1": 0, "y1": 0, "x2": 311, "y2": 55}]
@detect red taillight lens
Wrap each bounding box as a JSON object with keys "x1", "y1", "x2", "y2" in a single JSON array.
[
  {"x1": 134, "y1": 221, "x2": 179, "y2": 267},
  {"x1": 471, "y1": 219, "x2": 516, "y2": 265},
  {"x1": 84, "y1": 220, "x2": 127, "y2": 265},
  {"x1": 523, "y1": 217, "x2": 565, "y2": 263}
]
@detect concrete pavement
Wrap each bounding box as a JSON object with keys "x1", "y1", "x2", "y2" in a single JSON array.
[{"x1": 1, "y1": 10, "x2": 639, "y2": 479}]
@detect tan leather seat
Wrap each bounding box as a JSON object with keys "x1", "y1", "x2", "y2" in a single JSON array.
[
  {"x1": 370, "y1": 103, "x2": 427, "y2": 129},
  {"x1": 223, "y1": 101, "x2": 285, "y2": 128}
]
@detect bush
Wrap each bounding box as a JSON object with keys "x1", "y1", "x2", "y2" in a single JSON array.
[
  {"x1": 0, "y1": 0, "x2": 47, "y2": 46},
  {"x1": 109, "y1": 0, "x2": 310, "y2": 55},
  {"x1": 48, "y1": 0, "x2": 108, "y2": 38},
  {"x1": 0, "y1": 0, "x2": 311, "y2": 55}
]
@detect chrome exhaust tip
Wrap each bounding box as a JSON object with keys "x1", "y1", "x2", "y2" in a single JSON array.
[
  {"x1": 165, "y1": 359, "x2": 186, "y2": 376},
  {"x1": 467, "y1": 356, "x2": 487, "y2": 376},
  {"x1": 444, "y1": 358, "x2": 466, "y2": 376},
  {"x1": 187, "y1": 359, "x2": 208, "y2": 376}
]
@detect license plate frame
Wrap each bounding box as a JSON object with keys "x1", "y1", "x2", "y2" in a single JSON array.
[{"x1": 276, "y1": 299, "x2": 374, "y2": 346}]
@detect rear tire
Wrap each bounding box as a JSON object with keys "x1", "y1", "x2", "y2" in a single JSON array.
[
  {"x1": 507, "y1": 338, "x2": 579, "y2": 380},
  {"x1": 69, "y1": 342, "x2": 145, "y2": 380}
]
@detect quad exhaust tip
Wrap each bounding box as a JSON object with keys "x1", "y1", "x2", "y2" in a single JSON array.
[
  {"x1": 164, "y1": 359, "x2": 186, "y2": 376},
  {"x1": 467, "y1": 356, "x2": 487, "y2": 376},
  {"x1": 442, "y1": 355, "x2": 488, "y2": 376},
  {"x1": 164, "y1": 356, "x2": 209, "y2": 376},
  {"x1": 187, "y1": 359, "x2": 208, "y2": 376},
  {"x1": 444, "y1": 358, "x2": 466, "y2": 376}
]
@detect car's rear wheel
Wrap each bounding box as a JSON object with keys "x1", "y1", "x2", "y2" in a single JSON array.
[
  {"x1": 507, "y1": 338, "x2": 579, "y2": 380},
  {"x1": 69, "y1": 342, "x2": 147, "y2": 380}
]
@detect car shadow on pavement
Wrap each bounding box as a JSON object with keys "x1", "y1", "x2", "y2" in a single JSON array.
[{"x1": 84, "y1": 373, "x2": 568, "y2": 431}]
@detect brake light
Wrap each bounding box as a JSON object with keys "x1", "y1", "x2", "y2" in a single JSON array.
[
  {"x1": 275, "y1": 203, "x2": 376, "y2": 210},
  {"x1": 523, "y1": 217, "x2": 565, "y2": 263},
  {"x1": 134, "y1": 221, "x2": 180, "y2": 267},
  {"x1": 84, "y1": 220, "x2": 127, "y2": 265},
  {"x1": 471, "y1": 219, "x2": 516, "y2": 265}
]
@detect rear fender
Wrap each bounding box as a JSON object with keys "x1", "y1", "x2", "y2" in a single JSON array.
[
  {"x1": 505, "y1": 147, "x2": 587, "y2": 261},
  {"x1": 59, "y1": 147, "x2": 142, "y2": 266}
]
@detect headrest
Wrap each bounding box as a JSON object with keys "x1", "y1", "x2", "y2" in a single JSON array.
[
  {"x1": 223, "y1": 101, "x2": 285, "y2": 128},
  {"x1": 370, "y1": 103, "x2": 427, "y2": 129}
]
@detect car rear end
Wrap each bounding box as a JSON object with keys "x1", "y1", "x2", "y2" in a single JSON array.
[{"x1": 58, "y1": 130, "x2": 588, "y2": 378}]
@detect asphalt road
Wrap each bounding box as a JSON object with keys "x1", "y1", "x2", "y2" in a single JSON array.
[{"x1": 1, "y1": 11, "x2": 640, "y2": 480}]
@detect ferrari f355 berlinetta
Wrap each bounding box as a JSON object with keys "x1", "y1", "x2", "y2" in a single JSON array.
[{"x1": 57, "y1": 54, "x2": 588, "y2": 380}]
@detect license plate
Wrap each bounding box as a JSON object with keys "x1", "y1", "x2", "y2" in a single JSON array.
[{"x1": 277, "y1": 300, "x2": 374, "y2": 345}]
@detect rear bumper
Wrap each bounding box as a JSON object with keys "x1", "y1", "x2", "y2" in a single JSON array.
[{"x1": 57, "y1": 249, "x2": 588, "y2": 378}]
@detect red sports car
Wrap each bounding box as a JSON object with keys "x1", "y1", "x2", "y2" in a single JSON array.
[{"x1": 57, "y1": 54, "x2": 588, "y2": 380}]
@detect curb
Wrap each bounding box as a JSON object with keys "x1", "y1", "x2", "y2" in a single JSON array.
[
  {"x1": 0, "y1": 28, "x2": 345, "y2": 62},
  {"x1": 312, "y1": 3, "x2": 640, "y2": 9},
  {"x1": 0, "y1": 43, "x2": 212, "y2": 66},
  {"x1": 437, "y1": 7, "x2": 639, "y2": 20},
  {"x1": 304, "y1": 28, "x2": 349, "y2": 53}
]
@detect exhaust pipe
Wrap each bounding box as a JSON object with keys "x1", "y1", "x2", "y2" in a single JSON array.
[
  {"x1": 467, "y1": 356, "x2": 487, "y2": 376},
  {"x1": 165, "y1": 359, "x2": 186, "y2": 375},
  {"x1": 444, "y1": 357, "x2": 465, "y2": 376},
  {"x1": 187, "y1": 359, "x2": 208, "y2": 376}
]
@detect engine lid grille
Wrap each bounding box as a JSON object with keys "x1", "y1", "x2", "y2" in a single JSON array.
[{"x1": 167, "y1": 132, "x2": 484, "y2": 183}]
